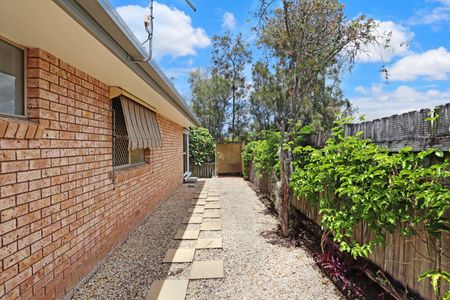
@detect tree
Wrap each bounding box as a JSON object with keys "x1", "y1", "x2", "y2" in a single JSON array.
[
  {"x1": 256, "y1": 0, "x2": 389, "y2": 236},
  {"x1": 189, "y1": 69, "x2": 231, "y2": 141},
  {"x1": 211, "y1": 32, "x2": 252, "y2": 140},
  {"x1": 189, "y1": 127, "x2": 215, "y2": 166}
]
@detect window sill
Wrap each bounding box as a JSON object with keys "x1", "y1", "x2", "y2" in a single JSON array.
[
  {"x1": 114, "y1": 163, "x2": 151, "y2": 183},
  {"x1": 0, "y1": 115, "x2": 45, "y2": 139}
]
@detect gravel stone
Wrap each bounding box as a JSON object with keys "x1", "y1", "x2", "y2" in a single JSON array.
[{"x1": 72, "y1": 178, "x2": 343, "y2": 300}]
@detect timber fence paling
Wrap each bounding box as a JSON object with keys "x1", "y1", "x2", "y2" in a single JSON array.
[
  {"x1": 191, "y1": 162, "x2": 215, "y2": 178},
  {"x1": 307, "y1": 103, "x2": 450, "y2": 152}
]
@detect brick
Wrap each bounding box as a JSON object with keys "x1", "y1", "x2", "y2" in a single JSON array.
[
  {"x1": 0, "y1": 119, "x2": 8, "y2": 137},
  {"x1": 29, "y1": 198, "x2": 50, "y2": 212},
  {"x1": 4, "y1": 122, "x2": 19, "y2": 139},
  {"x1": 0, "y1": 161, "x2": 28, "y2": 173},
  {"x1": 0, "y1": 265, "x2": 18, "y2": 286},
  {"x1": 16, "y1": 149, "x2": 40, "y2": 160},
  {"x1": 18, "y1": 231, "x2": 42, "y2": 249},
  {"x1": 31, "y1": 235, "x2": 52, "y2": 254},
  {"x1": 4, "y1": 267, "x2": 32, "y2": 292},
  {"x1": 34, "y1": 125, "x2": 45, "y2": 139},
  {"x1": 0, "y1": 174, "x2": 16, "y2": 186},
  {"x1": 0, "y1": 196, "x2": 15, "y2": 210},
  {"x1": 29, "y1": 159, "x2": 51, "y2": 170},
  {"x1": 14, "y1": 122, "x2": 29, "y2": 139},
  {"x1": 0, "y1": 182, "x2": 29, "y2": 198},
  {"x1": 0, "y1": 150, "x2": 15, "y2": 161},
  {"x1": 17, "y1": 170, "x2": 41, "y2": 182},
  {"x1": 0, "y1": 219, "x2": 17, "y2": 235},
  {"x1": 18, "y1": 250, "x2": 42, "y2": 272},
  {"x1": 3, "y1": 247, "x2": 30, "y2": 269},
  {"x1": 2, "y1": 225, "x2": 30, "y2": 245},
  {"x1": 25, "y1": 122, "x2": 38, "y2": 139},
  {"x1": 17, "y1": 211, "x2": 41, "y2": 227}
]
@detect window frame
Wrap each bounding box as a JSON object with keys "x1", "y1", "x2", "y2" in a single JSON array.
[
  {"x1": 183, "y1": 129, "x2": 190, "y2": 177},
  {"x1": 0, "y1": 35, "x2": 27, "y2": 119},
  {"x1": 112, "y1": 97, "x2": 146, "y2": 170}
]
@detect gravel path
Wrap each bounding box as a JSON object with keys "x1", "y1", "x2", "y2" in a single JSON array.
[{"x1": 73, "y1": 178, "x2": 343, "y2": 300}]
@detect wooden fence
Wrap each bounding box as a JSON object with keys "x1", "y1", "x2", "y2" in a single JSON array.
[
  {"x1": 248, "y1": 166, "x2": 449, "y2": 300},
  {"x1": 247, "y1": 104, "x2": 450, "y2": 300},
  {"x1": 307, "y1": 103, "x2": 450, "y2": 151},
  {"x1": 191, "y1": 162, "x2": 215, "y2": 178}
]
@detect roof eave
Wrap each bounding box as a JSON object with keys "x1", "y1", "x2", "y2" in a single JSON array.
[{"x1": 52, "y1": 0, "x2": 201, "y2": 127}]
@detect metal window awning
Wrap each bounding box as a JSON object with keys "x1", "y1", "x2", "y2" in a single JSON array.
[{"x1": 120, "y1": 95, "x2": 162, "y2": 150}]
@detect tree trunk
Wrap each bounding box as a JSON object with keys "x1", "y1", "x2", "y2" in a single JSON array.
[
  {"x1": 279, "y1": 130, "x2": 292, "y2": 237},
  {"x1": 231, "y1": 84, "x2": 236, "y2": 141}
]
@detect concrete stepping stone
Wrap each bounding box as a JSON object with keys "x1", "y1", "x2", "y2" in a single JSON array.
[
  {"x1": 146, "y1": 280, "x2": 188, "y2": 300},
  {"x1": 174, "y1": 229, "x2": 200, "y2": 240},
  {"x1": 191, "y1": 200, "x2": 205, "y2": 205},
  {"x1": 194, "y1": 195, "x2": 207, "y2": 199},
  {"x1": 206, "y1": 198, "x2": 219, "y2": 202},
  {"x1": 188, "y1": 207, "x2": 205, "y2": 213},
  {"x1": 196, "y1": 238, "x2": 223, "y2": 249},
  {"x1": 182, "y1": 216, "x2": 202, "y2": 224},
  {"x1": 162, "y1": 248, "x2": 195, "y2": 263},
  {"x1": 208, "y1": 194, "x2": 219, "y2": 197},
  {"x1": 200, "y1": 223, "x2": 222, "y2": 231},
  {"x1": 189, "y1": 260, "x2": 224, "y2": 280},
  {"x1": 203, "y1": 210, "x2": 221, "y2": 219},
  {"x1": 205, "y1": 203, "x2": 221, "y2": 209}
]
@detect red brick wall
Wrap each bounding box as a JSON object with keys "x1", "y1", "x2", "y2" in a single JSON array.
[{"x1": 0, "y1": 49, "x2": 184, "y2": 299}]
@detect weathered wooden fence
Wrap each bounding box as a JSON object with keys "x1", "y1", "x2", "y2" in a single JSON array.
[
  {"x1": 307, "y1": 103, "x2": 450, "y2": 151},
  {"x1": 249, "y1": 167, "x2": 449, "y2": 300},
  {"x1": 191, "y1": 162, "x2": 215, "y2": 178},
  {"x1": 247, "y1": 104, "x2": 450, "y2": 300}
]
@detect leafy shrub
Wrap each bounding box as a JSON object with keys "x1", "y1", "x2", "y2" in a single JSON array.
[
  {"x1": 290, "y1": 119, "x2": 450, "y2": 299},
  {"x1": 242, "y1": 130, "x2": 281, "y2": 178},
  {"x1": 189, "y1": 127, "x2": 215, "y2": 166}
]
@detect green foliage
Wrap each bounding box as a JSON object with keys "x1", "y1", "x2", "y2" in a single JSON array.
[
  {"x1": 242, "y1": 130, "x2": 281, "y2": 178},
  {"x1": 189, "y1": 70, "x2": 231, "y2": 140},
  {"x1": 189, "y1": 127, "x2": 215, "y2": 166},
  {"x1": 291, "y1": 119, "x2": 450, "y2": 259},
  {"x1": 290, "y1": 119, "x2": 450, "y2": 296},
  {"x1": 419, "y1": 270, "x2": 450, "y2": 299}
]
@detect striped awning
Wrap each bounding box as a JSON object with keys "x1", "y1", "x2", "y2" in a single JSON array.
[{"x1": 120, "y1": 95, "x2": 162, "y2": 150}]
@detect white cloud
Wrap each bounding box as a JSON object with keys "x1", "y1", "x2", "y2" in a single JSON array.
[
  {"x1": 351, "y1": 84, "x2": 450, "y2": 120},
  {"x1": 409, "y1": 0, "x2": 450, "y2": 26},
  {"x1": 356, "y1": 20, "x2": 414, "y2": 63},
  {"x1": 116, "y1": 2, "x2": 210, "y2": 59},
  {"x1": 222, "y1": 12, "x2": 237, "y2": 30},
  {"x1": 388, "y1": 47, "x2": 450, "y2": 81}
]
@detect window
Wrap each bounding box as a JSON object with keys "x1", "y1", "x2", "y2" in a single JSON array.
[
  {"x1": 112, "y1": 98, "x2": 144, "y2": 168},
  {"x1": 0, "y1": 38, "x2": 24, "y2": 116},
  {"x1": 112, "y1": 96, "x2": 162, "y2": 168},
  {"x1": 183, "y1": 130, "x2": 189, "y2": 175}
]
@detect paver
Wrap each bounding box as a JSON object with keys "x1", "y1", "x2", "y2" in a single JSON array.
[
  {"x1": 191, "y1": 200, "x2": 205, "y2": 205},
  {"x1": 182, "y1": 216, "x2": 202, "y2": 224},
  {"x1": 204, "y1": 210, "x2": 221, "y2": 218},
  {"x1": 189, "y1": 260, "x2": 224, "y2": 279},
  {"x1": 205, "y1": 203, "x2": 221, "y2": 209},
  {"x1": 174, "y1": 229, "x2": 200, "y2": 240},
  {"x1": 206, "y1": 198, "x2": 219, "y2": 202},
  {"x1": 196, "y1": 238, "x2": 223, "y2": 249},
  {"x1": 188, "y1": 207, "x2": 205, "y2": 213},
  {"x1": 146, "y1": 280, "x2": 188, "y2": 300},
  {"x1": 162, "y1": 248, "x2": 195, "y2": 263},
  {"x1": 200, "y1": 222, "x2": 222, "y2": 231}
]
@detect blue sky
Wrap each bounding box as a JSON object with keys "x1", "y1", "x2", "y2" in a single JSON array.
[{"x1": 111, "y1": 0, "x2": 450, "y2": 120}]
